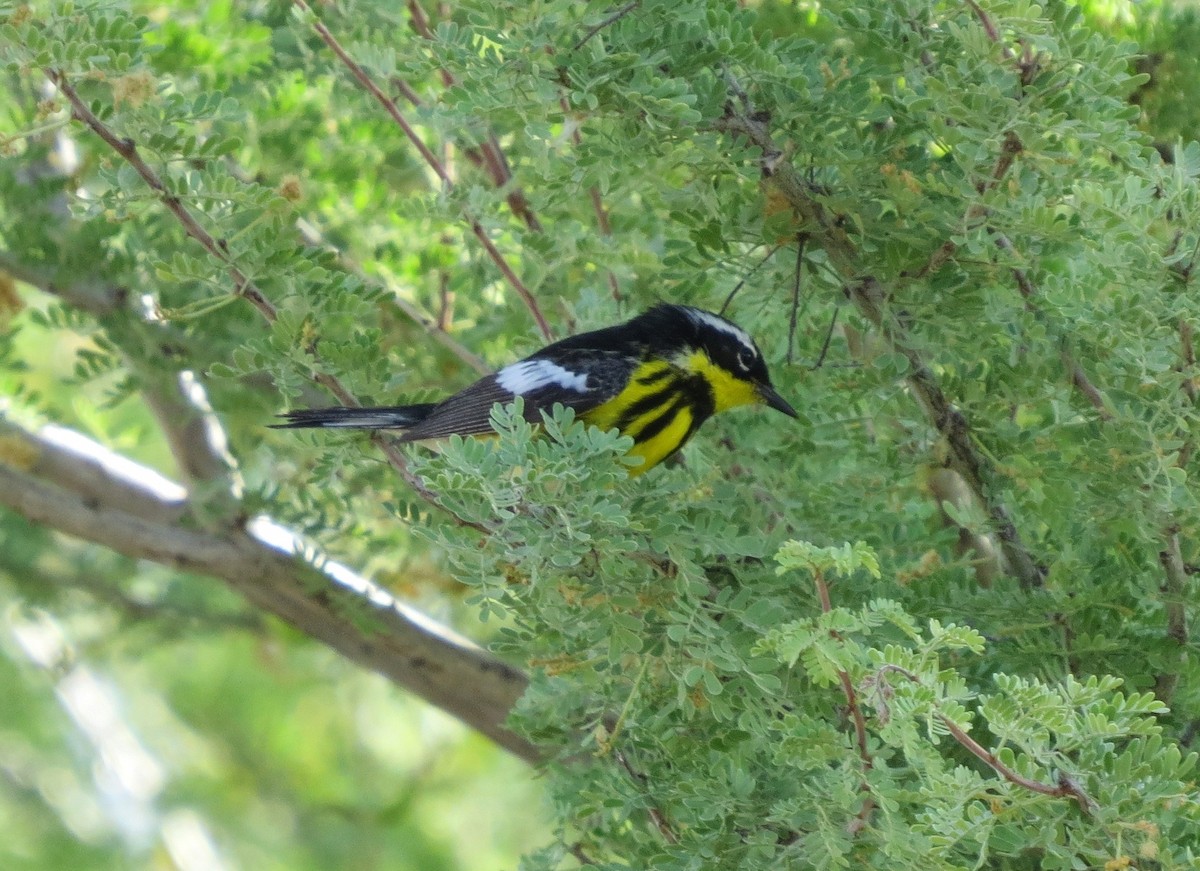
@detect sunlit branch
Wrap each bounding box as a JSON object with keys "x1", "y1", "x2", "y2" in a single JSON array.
[{"x1": 0, "y1": 422, "x2": 538, "y2": 763}]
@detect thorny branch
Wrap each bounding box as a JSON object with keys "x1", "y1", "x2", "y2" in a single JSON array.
[
  {"x1": 295, "y1": 0, "x2": 553, "y2": 341},
  {"x1": 713, "y1": 100, "x2": 1046, "y2": 588},
  {"x1": 870, "y1": 665, "x2": 1098, "y2": 814},
  {"x1": 403, "y1": 1, "x2": 542, "y2": 232},
  {"x1": 46, "y1": 68, "x2": 488, "y2": 531},
  {"x1": 573, "y1": 1, "x2": 642, "y2": 52}
]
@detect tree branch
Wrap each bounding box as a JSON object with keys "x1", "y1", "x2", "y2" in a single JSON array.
[
  {"x1": 714, "y1": 100, "x2": 1046, "y2": 588},
  {"x1": 0, "y1": 424, "x2": 538, "y2": 763},
  {"x1": 0, "y1": 418, "x2": 185, "y2": 523},
  {"x1": 47, "y1": 70, "x2": 279, "y2": 324},
  {"x1": 573, "y1": 1, "x2": 642, "y2": 52},
  {"x1": 812, "y1": 568, "x2": 876, "y2": 833},
  {"x1": 1, "y1": 243, "x2": 241, "y2": 517},
  {"x1": 39, "y1": 74, "x2": 485, "y2": 528},
  {"x1": 872, "y1": 664, "x2": 1096, "y2": 814},
  {"x1": 294, "y1": 0, "x2": 553, "y2": 341}
]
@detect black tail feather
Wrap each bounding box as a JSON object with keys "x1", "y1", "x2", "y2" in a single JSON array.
[{"x1": 271, "y1": 404, "x2": 438, "y2": 430}]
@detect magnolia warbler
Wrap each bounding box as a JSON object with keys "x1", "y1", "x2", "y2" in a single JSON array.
[{"x1": 276, "y1": 303, "x2": 797, "y2": 474}]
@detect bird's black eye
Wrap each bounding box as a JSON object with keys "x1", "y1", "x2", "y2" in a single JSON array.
[{"x1": 737, "y1": 347, "x2": 756, "y2": 372}]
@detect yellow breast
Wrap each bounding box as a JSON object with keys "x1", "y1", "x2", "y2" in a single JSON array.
[{"x1": 583, "y1": 360, "x2": 700, "y2": 475}]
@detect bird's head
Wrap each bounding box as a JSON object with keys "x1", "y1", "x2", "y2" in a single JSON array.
[{"x1": 663, "y1": 305, "x2": 798, "y2": 418}]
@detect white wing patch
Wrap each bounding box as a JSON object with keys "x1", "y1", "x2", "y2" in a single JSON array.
[
  {"x1": 496, "y1": 359, "x2": 590, "y2": 396},
  {"x1": 684, "y1": 307, "x2": 756, "y2": 356}
]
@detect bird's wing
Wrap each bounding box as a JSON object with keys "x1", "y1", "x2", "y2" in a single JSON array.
[{"x1": 397, "y1": 349, "x2": 637, "y2": 442}]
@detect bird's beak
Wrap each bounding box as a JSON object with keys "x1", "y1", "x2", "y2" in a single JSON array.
[{"x1": 758, "y1": 384, "x2": 798, "y2": 418}]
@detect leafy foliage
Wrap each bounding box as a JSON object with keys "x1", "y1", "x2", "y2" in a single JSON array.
[{"x1": 2, "y1": 0, "x2": 1199, "y2": 869}]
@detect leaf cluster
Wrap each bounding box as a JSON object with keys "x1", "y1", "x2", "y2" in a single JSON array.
[{"x1": 2, "y1": 0, "x2": 1200, "y2": 869}]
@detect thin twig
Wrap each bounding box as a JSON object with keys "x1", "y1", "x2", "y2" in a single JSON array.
[
  {"x1": 558, "y1": 93, "x2": 622, "y2": 300},
  {"x1": 614, "y1": 749, "x2": 679, "y2": 844},
  {"x1": 590, "y1": 186, "x2": 622, "y2": 301},
  {"x1": 963, "y1": 0, "x2": 1014, "y2": 59},
  {"x1": 573, "y1": 1, "x2": 641, "y2": 52},
  {"x1": 568, "y1": 843, "x2": 598, "y2": 866},
  {"x1": 49, "y1": 69, "x2": 486, "y2": 528},
  {"x1": 47, "y1": 70, "x2": 278, "y2": 323},
  {"x1": 301, "y1": 7, "x2": 452, "y2": 185},
  {"x1": 1179, "y1": 321, "x2": 1197, "y2": 470},
  {"x1": 391, "y1": 75, "x2": 425, "y2": 108},
  {"x1": 874, "y1": 665, "x2": 1097, "y2": 814},
  {"x1": 469, "y1": 218, "x2": 551, "y2": 337},
  {"x1": 1160, "y1": 530, "x2": 1189, "y2": 648},
  {"x1": 715, "y1": 95, "x2": 1045, "y2": 587},
  {"x1": 1154, "y1": 529, "x2": 1190, "y2": 704},
  {"x1": 296, "y1": 0, "x2": 553, "y2": 340},
  {"x1": 477, "y1": 131, "x2": 543, "y2": 232},
  {"x1": 387, "y1": 72, "x2": 542, "y2": 232},
  {"x1": 787, "y1": 234, "x2": 806, "y2": 364},
  {"x1": 718, "y1": 243, "x2": 784, "y2": 316},
  {"x1": 912, "y1": 131, "x2": 1022, "y2": 279},
  {"x1": 295, "y1": 219, "x2": 489, "y2": 374},
  {"x1": 330, "y1": 4, "x2": 546, "y2": 275},
  {"x1": 406, "y1": 0, "x2": 441, "y2": 48},
  {"x1": 811, "y1": 306, "x2": 839, "y2": 371},
  {"x1": 812, "y1": 571, "x2": 870, "y2": 767},
  {"x1": 993, "y1": 233, "x2": 1113, "y2": 421},
  {"x1": 437, "y1": 258, "x2": 454, "y2": 332},
  {"x1": 1181, "y1": 321, "x2": 1198, "y2": 404},
  {"x1": 811, "y1": 568, "x2": 876, "y2": 831}
]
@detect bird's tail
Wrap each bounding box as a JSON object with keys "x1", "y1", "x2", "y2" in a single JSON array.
[{"x1": 271, "y1": 404, "x2": 438, "y2": 430}]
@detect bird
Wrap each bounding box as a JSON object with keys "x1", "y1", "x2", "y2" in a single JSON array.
[{"x1": 275, "y1": 303, "x2": 797, "y2": 475}]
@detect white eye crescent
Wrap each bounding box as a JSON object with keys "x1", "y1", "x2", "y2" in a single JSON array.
[{"x1": 737, "y1": 348, "x2": 756, "y2": 372}]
